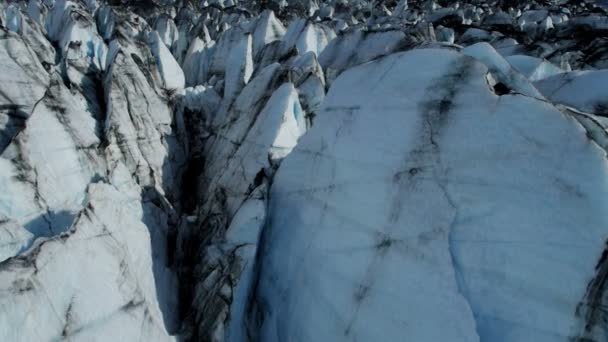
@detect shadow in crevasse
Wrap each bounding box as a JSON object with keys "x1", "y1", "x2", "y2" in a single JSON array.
[
  {"x1": 24, "y1": 210, "x2": 75, "y2": 239},
  {"x1": 19, "y1": 210, "x2": 76, "y2": 255},
  {"x1": 140, "y1": 185, "x2": 182, "y2": 336},
  {"x1": 143, "y1": 94, "x2": 194, "y2": 338}
]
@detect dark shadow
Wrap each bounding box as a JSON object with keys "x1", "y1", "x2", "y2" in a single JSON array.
[
  {"x1": 24, "y1": 210, "x2": 75, "y2": 238},
  {"x1": 140, "y1": 185, "x2": 180, "y2": 335},
  {"x1": 0, "y1": 104, "x2": 29, "y2": 153},
  {"x1": 18, "y1": 210, "x2": 76, "y2": 255},
  {"x1": 72, "y1": 62, "x2": 107, "y2": 148}
]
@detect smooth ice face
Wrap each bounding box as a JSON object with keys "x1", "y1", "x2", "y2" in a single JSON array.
[
  {"x1": 149, "y1": 31, "x2": 186, "y2": 91},
  {"x1": 255, "y1": 48, "x2": 608, "y2": 342},
  {"x1": 224, "y1": 34, "x2": 253, "y2": 104}
]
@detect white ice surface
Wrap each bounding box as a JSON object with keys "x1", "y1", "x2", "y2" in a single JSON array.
[
  {"x1": 506, "y1": 55, "x2": 563, "y2": 82},
  {"x1": 256, "y1": 48, "x2": 608, "y2": 342},
  {"x1": 534, "y1": 70, "x2": 608, "y2": 115},
  {"x1": 224, "y1": 33, "x2": 253, "y2": 104},
  {"x1": 149, "y1": 31, "x2": 186, "y2": 90},
  {"x1": 0, "y1": 178, "x2": 175, "y2": 342},
  {"x1": 463, "y1": 42, "x2": 543, "y2": 98}
]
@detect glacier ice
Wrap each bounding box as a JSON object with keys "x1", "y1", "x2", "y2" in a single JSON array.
[
  {"x1": 1, "y1": 0, "x2": 608, "y2": 341},
  {"x1": 254, "y1": 47, "x2": 608, "y2": 342}
]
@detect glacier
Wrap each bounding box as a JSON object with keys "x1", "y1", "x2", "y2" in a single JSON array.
[{"x1": 0, "y1": 0, "x2": 608, "y2": 341}]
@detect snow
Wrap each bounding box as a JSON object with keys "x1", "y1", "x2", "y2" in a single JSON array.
[
  {"x1": 0, "y1": 25, "x2": 52, "y2": 149},
  {"x1": 225, "y1": 194, "x2": 267, "y2": 245},
  {"x1": 255, "y1": 48, "x2": 608, "y2": 342},
  {"x1": 103, "y1": 44, "x2": 185, "y2": 193},
  {"x1": 209, "y1": 27, "x2": 249, "y2": 75}
]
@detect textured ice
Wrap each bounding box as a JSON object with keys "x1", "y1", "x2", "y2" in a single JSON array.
[
  {"x1": 319, "y1": 29, "x2": 407, "y2": 83},
  {"x1": 0, "y1": 75, "x2": 102, "y2": 250},
  {"x1": 252, "y1": 10, "x2": 285, "y2": 57},
  {"x1": 46, "y1": 0, "x2": 107, "y2": 71},
  {"x1": 4, "y1": 4, "x2": 22, "y2": 33},
  {"x1": 0, "y1": 179, "x2": 175, "y2": 342},
  {"x1": 463, "y1": 42, "x2": 543, "y2": 98},
  {"x1": 224, "y1": 33, "x2": 253, "y2": 104},
  {"x1": 255, "y1": 48, "x2": 608, "y2": 342},
  {"x1": 182, "y1": 36, "x2": 215, "y2": 87},
  {"x1": 280, "y1": 19, "x2": 335, "y2": 57}
]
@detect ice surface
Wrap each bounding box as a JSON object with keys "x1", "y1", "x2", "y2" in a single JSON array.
[
  {"x1": 149, "y1": 31, "x2": 186, "y2": 91},
  {"x1": 2, "y1": 1, "x2": 608, "y2": 341},
  {"x1": 535, "y1": 70, "x2": 608, "y2": 115},
  {"x1": 255, "y1": 48, "x2": 608, "y2": 342},
  {"x1": 463, "y1": 42, "x2": 543, "y2": 98},
  {"x1": 0, "y1": 180, "x2": 175, "y2": 342},
  {"x1": 506, "y1": 55, "x2": 563, "y2": 82},
  {"x1": 224, "y1": 33, "x2": 253, "y2": 104}
]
